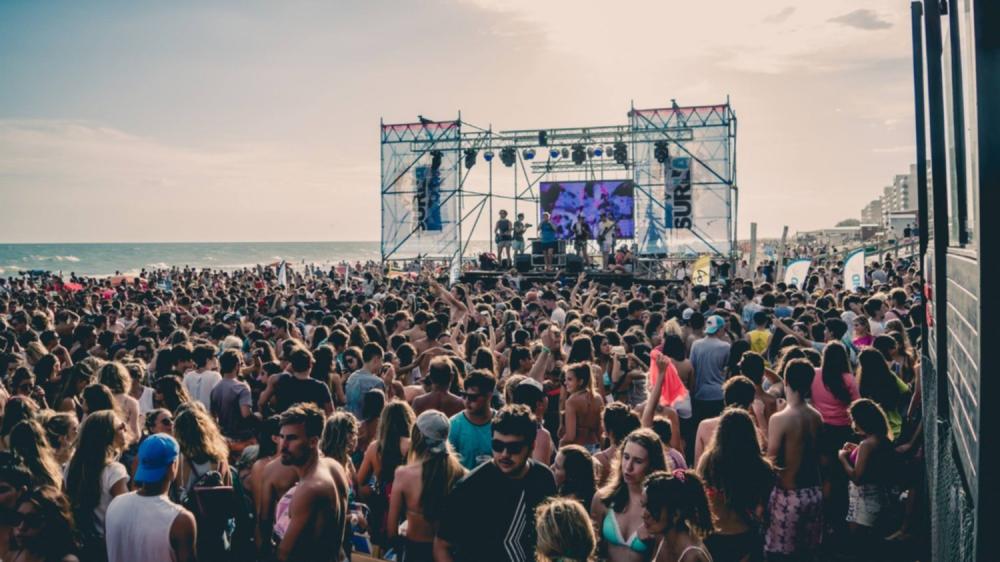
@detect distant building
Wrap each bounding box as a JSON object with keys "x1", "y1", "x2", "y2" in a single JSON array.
[{"x1": 861, "y1": 199, "x2": 883, "y2": 225}]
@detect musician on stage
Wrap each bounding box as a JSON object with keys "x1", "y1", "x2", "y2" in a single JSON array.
[
  {"x1": 539, "y1": 212, "x2": 557, "y2": 271},
  {"x1": 512, "y1": 213, "x2": 530, "y2": 256},
  {"x1": 495, "y1": 209, "x2": 513, "y2": 264},
  {"x1": 598, "y1": 212, "x2": 616, "y2": 270},
  {"x1": 573, "y1": 213, "x2": 590, "y2": 266}
]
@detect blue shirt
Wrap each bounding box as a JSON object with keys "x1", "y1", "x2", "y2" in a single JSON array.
[
  {"x1": 344, "y1": 369, "x2": 385, "y2": 418},
  {"x1": 690, "y1": 336, "x2": 731, "y2": 402},
  {"x1": 539, "y1": 221, "x2": 556, "y2": 243},
  {"x1": 449, "y1": 411, "x2": 493, "y2": 470}
]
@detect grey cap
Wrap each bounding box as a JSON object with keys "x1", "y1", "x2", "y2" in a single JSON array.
[{"x1": 415, "y1": 410, "x2": 450, "y2": 454}]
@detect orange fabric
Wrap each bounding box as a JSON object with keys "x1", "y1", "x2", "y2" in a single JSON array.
[{"x1": 647, "y1": 349, "x2": 688, "y2": 407}]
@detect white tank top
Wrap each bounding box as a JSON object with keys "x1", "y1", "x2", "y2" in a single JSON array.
[{"x1": 105, "y1": 492, "x2": 184, "y2": 562}]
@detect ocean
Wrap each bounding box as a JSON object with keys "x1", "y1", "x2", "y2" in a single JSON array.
[{"x1": 0, "y1": 241, "x2": 494, "y2": 277}]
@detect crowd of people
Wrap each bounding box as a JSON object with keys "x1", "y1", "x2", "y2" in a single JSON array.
[{"x1": 0, "y1": 252, "x2": 925, "y2": 561}]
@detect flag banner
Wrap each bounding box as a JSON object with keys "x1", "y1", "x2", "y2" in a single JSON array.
[
  {"x1": 692, "y1": 255, "x2": 711, "y2": 285},
  {"x1": 664, "y1": 157, "x2": 692, "y2": 229},
  {"x1": 783, "y1": 258, "x2": 811, "y2": 289},
  {"x1": 277, "y1": 260, "x2": 288, "y2": 287},
  {"x1": 844, "y1": 249, "x2": 866, "y2": 290}
]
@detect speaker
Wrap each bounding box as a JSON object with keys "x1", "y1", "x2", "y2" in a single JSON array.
[
  {"x1": 565, "y1": 254, "x2": 584, "y2": 274},
  {"x1": 515, "y1": 254, "x2": 532, "y2": 273}
]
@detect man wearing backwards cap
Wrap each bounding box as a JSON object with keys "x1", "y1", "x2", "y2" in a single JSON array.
[
  {"x1": 105, "y1": 434, "x2": 197, "y2": 562},
  {"x1": 689, "y1": 314, "x2": 731, "y2": 436}
]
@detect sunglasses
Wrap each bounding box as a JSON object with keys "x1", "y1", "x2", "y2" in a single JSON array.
[
  {"x1": 491, "y1": 439, "x2": 528, "y2": 454},
  {"x1": 462, "y1": 392, "x2": 486, "y2": 401}
]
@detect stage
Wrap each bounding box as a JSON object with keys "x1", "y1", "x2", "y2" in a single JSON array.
[{"x1": 460, "y1": 268, "x2": 681, "y2": 289}]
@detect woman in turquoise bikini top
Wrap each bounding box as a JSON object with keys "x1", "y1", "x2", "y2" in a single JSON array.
[{"x1": 591, "y1": 429, "x2": 667, "y2": 561}]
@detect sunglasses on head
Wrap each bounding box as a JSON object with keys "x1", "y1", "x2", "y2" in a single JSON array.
[{"x1": 491, "y1": 439, "x2": 528, "y2": 454}]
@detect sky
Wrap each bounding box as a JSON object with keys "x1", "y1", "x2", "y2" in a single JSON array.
[{"x1": 0, "y1": 0, "x2": 917, "y2": 243}]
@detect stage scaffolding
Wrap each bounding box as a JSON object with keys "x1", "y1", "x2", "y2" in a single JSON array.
[{"x1": 380, "y1": 100, "x2": 738, "y2": 268}]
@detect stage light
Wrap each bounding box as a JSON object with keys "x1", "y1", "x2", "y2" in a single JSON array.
[
  {"x1": 464, "y1": 149, "x2": 477, "y2": 169},
  {"x1": 606, "y1": 145, "x2": 614, "y2": 157},
  {"x1": 484, "y1": 151, "x2": 494, "y2": 162},
  {"x1": 593, "y1": 147, "x2": 603, "y2": 157},
  {"x1": 653, "y1": 141, "x2": 670, "y2": 164},
  {"x1": 587, "y1": 147, "x2": 595, "y2": 159},
  {"x1": 523, "y1": 148, "x2": 536, "y2": 160},
  {"x1": 561, "y1": 147, "x2": 570, "y2": 159},
  {"x1": 550, "y1": 148, "x2": 560, "y2": 159},
  {"x1": 571, "y1": 144, "x2": 586, "y2": 165},
  {"x1": 430, "y1": 150, "x2": 443, "y2": 170},
  {"x1": 613, "y1": 142, "x2": 627, "y2": 165},
  {"x1": 538, "y1": 130, "x2": 548, "y2": 146},
  {"x1": 500, "y1": 147, "x2": 517, "y2": 167}
]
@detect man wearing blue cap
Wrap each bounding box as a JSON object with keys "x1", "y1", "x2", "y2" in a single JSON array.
[
  {"x1": 105, "y1": 434, "x2": 197, "y2": 562},
  {"x1": 689, "y1": 314, "x2": 731, "y2": 443}
]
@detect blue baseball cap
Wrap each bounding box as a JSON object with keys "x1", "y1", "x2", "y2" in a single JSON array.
[
  {"x1": 705, "y1": 315, "x2": 725, "y2": 335},
  {"x1": 134, "y1": 434, "x2": 180, "y2": 484}
]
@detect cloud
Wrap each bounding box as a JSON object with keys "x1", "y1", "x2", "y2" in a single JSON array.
[
  {"x1": 763, "y1": 6, "x2": 795, "y2": 23},
  {"x1": 828, "y1": 9, "x2": 892, "y2": 30}
]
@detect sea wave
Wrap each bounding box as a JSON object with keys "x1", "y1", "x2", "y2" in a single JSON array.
[{"x1": 27, "y1": 255, "x2": 81, "y2": 263}]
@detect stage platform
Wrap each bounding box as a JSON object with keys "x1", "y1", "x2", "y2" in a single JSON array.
[{"x1": 460, "y1": 269, "x2": 681, "y2": 289}]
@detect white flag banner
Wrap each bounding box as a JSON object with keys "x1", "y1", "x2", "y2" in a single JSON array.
[
  {"x1": 277, "y1": 260, "x2": 288, "y2": 287},
  {"x1": 844, "y1": 249, "x2": 866, "y2": 290},
  {"x1": 783, "y1": 258, "x2": 812, "y2": 289}
]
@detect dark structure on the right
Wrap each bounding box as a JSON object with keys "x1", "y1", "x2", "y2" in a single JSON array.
[{"x1": 910, "y1": 0, "x2": 997, "y2": 559}]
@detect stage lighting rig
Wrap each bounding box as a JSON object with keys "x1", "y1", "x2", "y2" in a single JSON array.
[
  {"x1": 523, "y1": 148, "x2": 536, "y2": 160},
  {"x1": 605, "y1": 145, "x2": 614, "y2": 157},
  {"x1": 571, "y1": 144, "x2": 586, "y2": 165},
  {"x1": 613, "y1": 142, "x2": 627, "y2": 165},
  {"x1": 430, "y1": 150, "x2": 443, "y2": 170},
  {"x1": 561, "y1": 147, "x2": 570, "y2": 159},
  {"x1": 550, "y1": 148, "x2": 561, "y2": 159},
  {"x1": 653, "y1": 141, "x2": 670, "y2": 164},
  {"x1": 538, "y1": 130, "x2": 548, "y2": 146},
  {"x1": 499, "y1": 147, "x2": 517, "y2": 167},
  {"x1": 593, "y1": 146, "x2": 603, "y2": 157},
  {"x1": 464, "y1": 148, "x2": 477, "y2": 169},
  {"x1": 483, "y1": 151, "x2": 494, "y2": 162}
]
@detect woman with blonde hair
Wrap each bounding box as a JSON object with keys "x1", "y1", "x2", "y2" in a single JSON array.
[
  {"x1": 387, "y1": 409, "x2": 466, "y2": 562},
  {"x1": 321, "y1": 411, "x2": 360, "y2": 483},
  {"x1": 536, "y1": 496, "x2": 597, "y2": 562},
  {"x1": 65, "y1": 410, "x2": 130, "y2": 561},
  {"x1": 98, "y1": 362, "x2": 140, "y2": 443},
  {"x1": 9, "y1": 419, "x2": 64, "y2": 489},
  {"x1": 591, "y1": 428, "x2": 667, "y2": 562},
  {"x1": 40, "y1": 411, "x2": 80, "y2": 466},
  {"x1": 357, "y1": 399, "x2": 415, "y2": 546},
  {"x1": 172, "y1": 404, "x2": 233, "y2": 558}
]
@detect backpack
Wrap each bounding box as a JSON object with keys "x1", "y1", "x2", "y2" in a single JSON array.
[{"x1": 181, "y1": 460, "x2": 241, "y2": 559}]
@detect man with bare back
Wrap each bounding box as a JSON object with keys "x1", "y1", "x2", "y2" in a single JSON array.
[
  {"x1": 274, "y1": 403, "x2": 350, "y2": 562},
  {"x1": 765, "y1": 359, "x2": 824, "y2": 561}
]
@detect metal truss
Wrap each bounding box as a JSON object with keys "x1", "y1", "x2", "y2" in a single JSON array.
[{"x1": 380, "y1": 100, "x2": 737, "y2": 267}]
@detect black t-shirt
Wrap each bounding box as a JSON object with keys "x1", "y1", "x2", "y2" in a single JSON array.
[
  {"x1": 273, "y1": 373, "x2": 332, "y2": 414},
  {"x1": 438, "y1": 460, "x2": 556, "y2": 562},
  {"x1": 496, "y1": 219, "x2": 513, "y2": 241}
]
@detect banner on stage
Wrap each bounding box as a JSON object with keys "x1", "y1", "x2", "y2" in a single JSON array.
[
  {"x1": 664, "y1": 157, "x2": 692, "y2": 229},
  {"x1": 844, "y1": 249, "x2": 866, "y2": 290},
  {"x1": 413, "y1": 165, "x2": 443, "y2": 231},
  {"x1": 783, "y1": 259, "x2": 811, "y2": 289},
  {"x1": 692, "y1": 254, "x2": 711, "y2": 285}
]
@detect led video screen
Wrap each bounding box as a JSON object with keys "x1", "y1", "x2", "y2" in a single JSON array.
[{"x1": 538, "y1": 180, "x2": 634, "y2": 240}]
